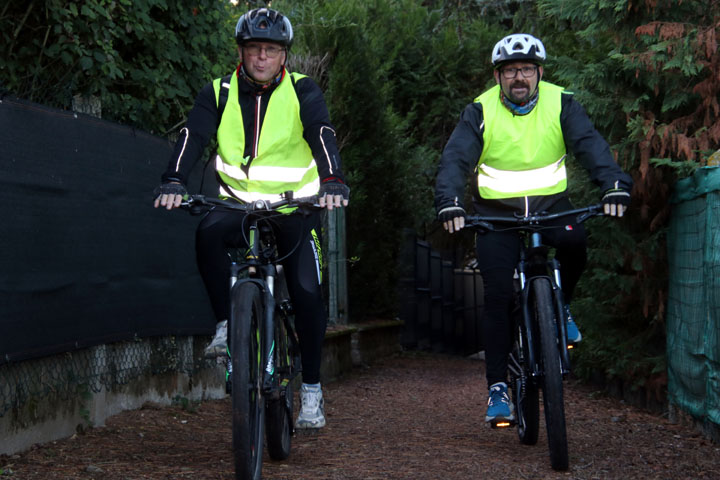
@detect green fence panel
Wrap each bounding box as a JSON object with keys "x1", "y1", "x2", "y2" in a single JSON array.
[{"x1": 667, "y1": 166, "x2": 720, "y2": 426}]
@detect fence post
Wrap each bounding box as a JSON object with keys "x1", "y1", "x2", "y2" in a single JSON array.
[{"x1": 327, "y1": 208, "x2": 348, "y2": 325}]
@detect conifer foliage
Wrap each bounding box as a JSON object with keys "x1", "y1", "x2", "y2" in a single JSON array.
[{"x1": 534, "y1": 0, "x2": 719, "y2": 386}]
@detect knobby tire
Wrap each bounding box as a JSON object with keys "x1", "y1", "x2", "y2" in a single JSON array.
[
  {"x1": 230, "y1": 282, "x2": 265, "y2": 480},
  {"x1": 534, "y1": 279, "x2": 569, "y2": 471}
]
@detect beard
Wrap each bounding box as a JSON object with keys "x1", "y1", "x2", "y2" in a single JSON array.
[{"x1": 505, "y1": 80, "x2": 533, "y2": 104}]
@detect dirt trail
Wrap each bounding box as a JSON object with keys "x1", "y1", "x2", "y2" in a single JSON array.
[{"x1": 2, "y1": 351, "x2": 718, "y2": 479}]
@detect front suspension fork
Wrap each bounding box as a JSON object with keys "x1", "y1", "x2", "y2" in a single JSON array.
[
  {"x1": 261, "y1": 265, "x2": 277, "y2": 393},
  {"x1": 550, "y1": 257, "x2": 571, "y2": 375}
]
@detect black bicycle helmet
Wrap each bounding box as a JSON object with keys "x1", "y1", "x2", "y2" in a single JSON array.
[
  {"x1": 235, "y1": 8, "x2": 293, "y2": 47},
  {"x1": 491, "y1": 34, "x2": 546, "y2": 67}
]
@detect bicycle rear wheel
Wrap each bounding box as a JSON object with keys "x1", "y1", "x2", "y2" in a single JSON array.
[
  {"x1": 265, "y1": 379, "x2": 293, "y2": 460},
  {"x1": 511, "y1": 337, "x2": 539, "y2": 445},
  {"x1": 230, "y1": 282, "x2": 265, "y2": 480},
  {"x1": 533, "y1": 279, "x2": 569, "y2": 471},
  {"x1": 510, "y1": 277, "x2": 539, "y2": 444},
  {"x1": 265, "y1": 269, "x2": 295, "y2": 460}
]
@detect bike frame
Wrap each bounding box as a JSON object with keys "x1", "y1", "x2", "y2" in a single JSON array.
[
  {"x1": 184, "y1": 194, "x2": 316, "y2": 397},
  {"x1": 517, "y1": 231, "x2": 571, "y2": 378},
  {"x1": 228, "y1": 219, "x2": 296, "y2": 395},
  {"x1": 467, "y1": 204, "x2": 604, "y2": 381}
]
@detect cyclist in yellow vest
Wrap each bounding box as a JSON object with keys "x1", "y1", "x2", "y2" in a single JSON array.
[
  {"x1": 153, "y1": 8, "x2": 349, "y2": 429},
  {"x1": 434, "y1": 34, "x2": 632, "y2": 424}
]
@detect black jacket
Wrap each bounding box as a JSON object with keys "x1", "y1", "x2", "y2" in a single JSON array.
[
  {"x1": 435, "y1": 92, "x2": 633, "y2": 216},
  {"x1": 161, "y1": 66, "x2": 344, "y2": 186}
]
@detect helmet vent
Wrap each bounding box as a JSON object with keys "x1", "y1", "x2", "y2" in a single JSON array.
[{"x1": 235, "y1": 7, "x2": 294, "y2": 47}]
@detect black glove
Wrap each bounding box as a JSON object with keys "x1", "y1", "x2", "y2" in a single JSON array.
[
  {"x1": 437, "y1": 206, "x2": 466, "y2": 224},
  {"x1": 153, "y1": 182, "x2": 187, "y2": 199},
  {"x1": 601, "y1": 188, "x2": 631, "y2": 208},
  {"x1": 319, "y1": 177, "x2": 350, "y2": 201}
]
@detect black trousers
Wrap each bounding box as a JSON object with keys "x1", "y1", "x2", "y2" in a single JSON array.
[
  {"x1": 475, "y1": 200, "x2": 587, "y2": 388},
  {"x1": 195, "y1": 209, "x2": 327, "y2": 384}
]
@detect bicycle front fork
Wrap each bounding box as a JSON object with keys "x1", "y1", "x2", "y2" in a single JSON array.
[
  {"x1": 517, "y1": 260, "x2": 572, "y2": 378},
  {"x1": 549, "y1": 258, "x2": 571, "y2": 375}
]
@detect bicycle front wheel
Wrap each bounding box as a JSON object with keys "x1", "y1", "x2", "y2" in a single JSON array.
[
  {"x1": 533, "y1": 278, "x2": 569, "y2": 471},
  {"x1": 230, "y1": 282, "x2": 265, "y2": 480}
]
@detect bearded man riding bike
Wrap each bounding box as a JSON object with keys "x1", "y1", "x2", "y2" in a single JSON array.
[
  {"x1": 154, "y1": 8, "x2": 349, "y2": 430},
  {"x1": 434, "y1": 33, "x2": 632, "y2": 424}
]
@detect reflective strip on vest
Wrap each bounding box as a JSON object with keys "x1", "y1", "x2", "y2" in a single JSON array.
[
  {"x1": 218, "y1": 180, "x2": 320, "y2": 203},
  {"x1": 215, "y1": 154, "x2": 320, "y2": 203},
  {"x1": 476, "y1": 155, "x2": 567, "y2": 195},
  {"x1": 475, "y1": 82, "x2": 568, "y2": 199},
  {"x1": 215, "y1": 156, "x2": 318, "y2": 183},
  {"x1": 212, "y1": 70, "x2": 318, "y2": 203}
]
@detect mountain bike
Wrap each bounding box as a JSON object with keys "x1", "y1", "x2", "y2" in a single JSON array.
[
  {"x1": 182, "y1": 192, "x2": 319, "y2": 480},
  {"x1": 465, "y1": 204, "x2": 604, "y2": 471}
]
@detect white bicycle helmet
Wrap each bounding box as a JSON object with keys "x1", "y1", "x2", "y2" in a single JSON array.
[{"x1": 491, "y1": 34, "x2": 546, "y2": 67}]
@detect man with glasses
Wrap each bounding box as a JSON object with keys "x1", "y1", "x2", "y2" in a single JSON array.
[
  {"x1": 154, "y1": 8, "x2": 349, "y2": 429},
  {"x1": 434, "y1": 33, "x2": 632, "y2": 424}
]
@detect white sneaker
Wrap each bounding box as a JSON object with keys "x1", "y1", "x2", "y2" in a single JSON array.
[
  {"x1": 295, "y1": 383, "x2": 326, "y2": 429},
  {"x1": 203, "y1": 320, "x2": 228, "y2": 358}
]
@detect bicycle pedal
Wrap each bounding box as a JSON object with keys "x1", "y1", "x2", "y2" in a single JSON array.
[
  {"x1": 490, "y1": 418, "x2": 516, "y2": 429},
  {"x1": 265, "y1": 388, "x2": 282, "y2": 401}
]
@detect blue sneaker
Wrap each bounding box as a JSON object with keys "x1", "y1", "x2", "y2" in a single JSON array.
[
  {"x1": 485, "y1": 382, "x2": 515, "y2": 423},
  {"x1": 564, "y1": 305, "x2": 582, "y2": 344}
]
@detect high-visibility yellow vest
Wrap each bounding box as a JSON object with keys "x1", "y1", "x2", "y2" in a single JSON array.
[
  {"x1": 474, "y1": 81, "x2": 567, "y2": 199},
  {"x1": 213, "y1": 71, "x2": 319, "y2": 203}
]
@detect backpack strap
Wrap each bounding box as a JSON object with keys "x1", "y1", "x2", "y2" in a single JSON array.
[
  {"x1": 216, "y1": 73, "x2": 232, "y2": 127},
  {"x1": 202, "y1": 73, "x2": 233, "y2": 194}
]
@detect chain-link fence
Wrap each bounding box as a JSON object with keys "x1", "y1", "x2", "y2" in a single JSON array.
[{"x1": 0, "y1": 335, "x2": 214, "y2": 419}]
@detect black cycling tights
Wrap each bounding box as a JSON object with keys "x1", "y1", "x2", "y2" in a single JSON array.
[
  {"x1": 475, "y1": 208, "x2": 587, "y2": 389},
  {"x1": 195, "y1": 209, "x2": 327, "y2": 385}
]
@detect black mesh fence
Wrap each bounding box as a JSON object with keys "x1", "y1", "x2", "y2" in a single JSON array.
[{"x1": 0, "y1": 95, "x2": 215, "y2": 365}]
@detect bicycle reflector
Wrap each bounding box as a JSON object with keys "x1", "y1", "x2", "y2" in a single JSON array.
[{"x1": 490, "y1": 419, "x2": 514, "y2": 429}]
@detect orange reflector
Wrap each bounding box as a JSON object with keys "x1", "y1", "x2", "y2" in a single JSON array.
[{"x1": 495, "y1": 422, "x2": 511, "y2": 428}]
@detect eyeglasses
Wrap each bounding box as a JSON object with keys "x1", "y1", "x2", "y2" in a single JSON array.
[
  {"x1": 243, "y1": 44, "x2": 285, "y2": 59},
  {"x1": 500, "y1": 66, "x2": 538, "y2": 79}
]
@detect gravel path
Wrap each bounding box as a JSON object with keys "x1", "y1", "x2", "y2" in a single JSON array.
[{"x1": 2, "y1": 351, "x2": 718, "y2": 479}]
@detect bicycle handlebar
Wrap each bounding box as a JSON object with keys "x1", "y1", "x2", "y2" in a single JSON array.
[
  {"x1": 465, "y1": 203, "x2": 605, "y2": 232},
  {"x1": 180, "y1": 193, "x2": 322, "y2": 215}
]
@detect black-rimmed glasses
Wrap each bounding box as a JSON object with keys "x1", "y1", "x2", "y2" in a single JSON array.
[
  {"x1": 500, "y1": 66, "x2": 538, "y2": 79},
  {"x1": 243, "y1": 44, "x2": 285, "y2": 59}
]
